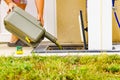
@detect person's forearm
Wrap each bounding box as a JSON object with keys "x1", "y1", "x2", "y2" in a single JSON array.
[{"x1": 35, "y1": 0, "x2": 44, "y2": 18}]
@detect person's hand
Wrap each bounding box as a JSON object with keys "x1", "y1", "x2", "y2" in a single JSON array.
[
  {"x1": 7, "y1": 2, "x2": 17, "y2": 14},
  {"x1": 37, "y1": 15, "x2": 44, "y2": 27}
]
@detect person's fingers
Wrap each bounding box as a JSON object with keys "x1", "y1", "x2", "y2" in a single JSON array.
[
  {"x1": 7, "y1": 9, "x2": 11, "y2": 14},
  {"x1": 40, "y1": 18, "x2": 44, "y2": 26},
  {"x1": 39, "y1": 18, "x2": 44, "y2": 26},
  {"x1": 7, "y1": 7, "x2": 13, "y2": 14},
  {"x1": 37, "y1": 15, "x2": 44, "y2": 26},
  {"x1": 7, "y1": 2, "x2": 17, "y2": 13}
]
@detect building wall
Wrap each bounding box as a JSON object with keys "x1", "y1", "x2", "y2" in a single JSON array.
[
  {"x1": 57, "y1": 0, "x2": 120, "y2": 43},
  {"x1": 112, "y1": 0, "x2": 120, "y2": 42},
  {"x1": 57, "y1": 0, "x2": 87, "y2": 43}
]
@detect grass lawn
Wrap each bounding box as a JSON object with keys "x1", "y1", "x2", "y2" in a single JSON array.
[{"x1": 0, "y1": 54, "x2": 120, "y2": 80}]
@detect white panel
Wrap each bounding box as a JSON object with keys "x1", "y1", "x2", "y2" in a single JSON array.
[
  {"x1": 88, "y1": 0, "x2": 112, "y2": 50},
  {"x1": 25, "y1": 0, "x2": 37, "y2": 18},
  {"x1": 102, "y1": 0, "x2": 112, "y2": 50},
  {"x1": 88, "y1": 0, "x2": 101, "y2": 50},
  {"x1": 0, "y1": 1, "x2": 10, "y2": 34},
  {"x1": 0, "y1": 1, "x2": 11, "y2": 42},
  {"x1": 44, "y1": 0, "x2": 56, "y2": 37},
  {"x1": 78, "y1": 15, "x2": 83, "y2": 42}
]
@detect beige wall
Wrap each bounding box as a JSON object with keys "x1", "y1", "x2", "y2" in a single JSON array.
[
  {"x1": 112, "y1": 0, "x2": 120, "y2": 42},
  {"x1": 57, "y1": 0, "x2": 120, "y2": 43}
]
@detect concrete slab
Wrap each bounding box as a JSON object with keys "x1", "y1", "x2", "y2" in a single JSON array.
[
  {"x1": 0, "y1": 43, "x2": 33, "y2": 56},
  {"x1": 0, "y1": 43, "x2": 120, "y2": 57}
]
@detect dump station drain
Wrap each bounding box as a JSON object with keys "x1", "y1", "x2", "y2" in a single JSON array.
[
  {"x1": 32, "y1": 44, "x2": 87, "y2": 53},
  {"x1": 47, "y1": 45, "x2": 84, "y2": 50},
  {"x1": 32, "y1": 44, "x2": 120, "y2": 53}
]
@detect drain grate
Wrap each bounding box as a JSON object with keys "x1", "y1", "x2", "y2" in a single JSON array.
[
  {"x1": 32, "y1": 44, "x2": 86, "y2": 53},
  {"x1": 47, "y1": 45, "x2": 84, "y2": 50}
]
